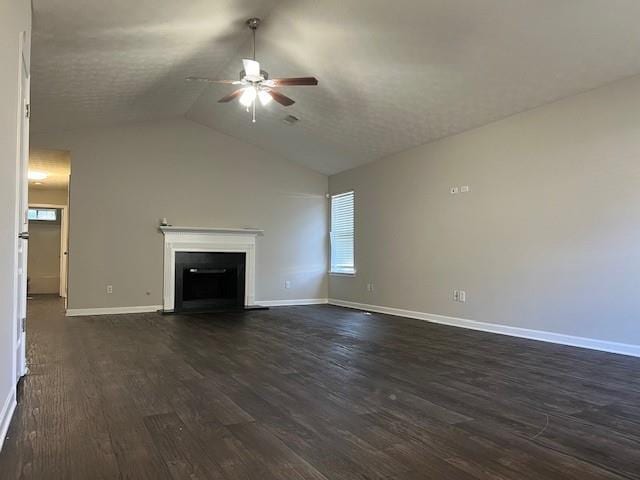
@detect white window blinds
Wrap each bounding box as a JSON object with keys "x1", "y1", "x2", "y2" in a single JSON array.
[{"x1": 330, "y1": 191, "x2": 355, "y2": 274}]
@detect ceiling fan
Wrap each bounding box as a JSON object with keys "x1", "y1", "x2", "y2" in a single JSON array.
[{"x1": 186, "y1": 18, "x2": 319, "y2": 123}]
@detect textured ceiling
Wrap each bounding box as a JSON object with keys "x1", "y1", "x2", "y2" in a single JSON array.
[
  {"x1": 31, "y1": 0, "x2": 281, "y2": 131},
  {"x1": 29, "y1": 148, "x2": 71, "y2": 189},
  {"x1": 32, "y1": 0, "x2": 640, "y2": 174}
]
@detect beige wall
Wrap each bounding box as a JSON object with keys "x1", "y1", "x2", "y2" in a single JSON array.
[
  {"x1": 27, "y1": 214, "x2": 61, "y2": 295},
  {"x1": 330, "y1": 74, "x2": 640, "y2": 346},
  {"x1": 32, "y1": 118, "x2": 328, "y2": 309},
  {"x1": 29, "y1": 187, "x2": 68, "y2": 206},
  {"x1": 0, "y1": 0, "x2": 30, "y2": 439}
]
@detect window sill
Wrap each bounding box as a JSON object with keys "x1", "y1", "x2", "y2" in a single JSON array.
[{"x1": 329, "y1": 271, "x2": 356, "y2": 277}]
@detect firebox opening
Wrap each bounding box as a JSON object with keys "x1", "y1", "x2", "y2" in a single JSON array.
[{"x1": 174, "y1": 252, "x2": 246, "y2": 312}]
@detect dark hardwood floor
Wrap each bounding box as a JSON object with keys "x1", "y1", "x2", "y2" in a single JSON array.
[{"x1": 1, "y1": 296, "x2": 639, "y2": 479}]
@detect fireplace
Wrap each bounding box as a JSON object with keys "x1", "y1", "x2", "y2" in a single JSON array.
[
  {"x1": 174, "y1": 252, "x2": 246, "y2": 312},
  {"x1": 160, "y1": 226, "x2": 262, "y2": 313}
]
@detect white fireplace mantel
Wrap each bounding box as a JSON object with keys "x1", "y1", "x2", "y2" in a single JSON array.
[
  {"x1": 159, "y1": 226, "x2": 264, "y2": 236},
  {"x1": 160, "y1": 226, "x2": 262, "y2": 311}
]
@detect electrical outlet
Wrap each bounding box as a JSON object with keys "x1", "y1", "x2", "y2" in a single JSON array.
[
  {"x1": 450, "y1": 187, "x2": 459, "y2": 195},
  {"x1": 453, "y1": 290, "x2": 459, "y2": 301},
  {"x1": 459, "y1": 290, "x2": 466, "y2": 303},
  {"x1": 106, "y1": 285, "x2": 113, "y2": 294},
  {"x1": 366, "y1": 283, "x2": 374, "y2": 292},
  {"x1": 284, "y1": 280, "x2": 291, "y2": 289}
]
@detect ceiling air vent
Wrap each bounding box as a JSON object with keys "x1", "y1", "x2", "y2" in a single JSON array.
[{"x1": 282, "y1": 115, "x2": 299, "y2": 126}]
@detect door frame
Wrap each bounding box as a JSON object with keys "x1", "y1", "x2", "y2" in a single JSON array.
[
  {"x1": 27, "y1": 203, "x2": 69, "y2": 299},
  {"x1": 13, "y1": 30, "x2": 30, "y2": 382}
]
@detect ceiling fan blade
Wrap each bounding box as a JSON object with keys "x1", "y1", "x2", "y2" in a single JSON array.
[
  {"x1": 218, "y1": 88, "x2": 245, "y2": 103},
  {"x1": 266, "y1": 89, "x2": 295, "y2": 106},
  {"x1": 186, "y1": 76, "x2": 241, "y2": 85},
  {"x1": 268, "y1": 77, "x2": 319, "y2": 86},
  {"x1": 242, "y1": 58, "x2": 261, "y2": 78}
]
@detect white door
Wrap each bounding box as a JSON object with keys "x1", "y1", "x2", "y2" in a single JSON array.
[
  {"x1": 60, "y1": 205, "x2": 69, "y2": 301},
  {"x1": 15, "y1": 31, "x2": 30, "y2": 381}
]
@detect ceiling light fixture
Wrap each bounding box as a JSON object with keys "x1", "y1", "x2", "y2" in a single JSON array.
[
  {"x1": 258, "y1": 89, "x2": 273, "y2": 106},
  {"x1": 28, "y1": 171, "x2": 48, "y2": 181},
  {"x1": 185, "y1": 18, "x2": 318, "y2": 123},
  {"x1": 239, "y1": 86, "x2": 257, "y2": 108}
]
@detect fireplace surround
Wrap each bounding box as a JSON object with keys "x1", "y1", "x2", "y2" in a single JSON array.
[{"x1": 160, "y1": 226, "x2": 263, "y2": 312}]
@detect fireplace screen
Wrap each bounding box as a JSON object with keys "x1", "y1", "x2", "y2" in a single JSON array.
[{"x1": 174, "y1": 252, "x2": 246, "y2": 312}]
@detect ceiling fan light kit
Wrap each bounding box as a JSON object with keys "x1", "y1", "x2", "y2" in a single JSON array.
[{"x1": 186, "y1": 17, "x2": 318, "y2": 123}]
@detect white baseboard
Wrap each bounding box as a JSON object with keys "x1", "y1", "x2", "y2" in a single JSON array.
[
  {"x1": 66, "y1": 300, "x2": 329, "y2": 316},
  {"x1": 328, "y1": 298, "x2": 640, "y2": 358},
  {"x1": 66, "y1": 305, "x2": 163, "y2": 317},
  {"x1": 0, "y1": 387, "x2": 17, "y2": 453},
  {"x1": 258, "y1": 298, "x2": 328, "y2": 307}
]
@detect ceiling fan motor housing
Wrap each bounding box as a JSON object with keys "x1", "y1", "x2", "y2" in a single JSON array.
[{"x1": 239, "y1": 70, "x2": 269, "y2": 82}]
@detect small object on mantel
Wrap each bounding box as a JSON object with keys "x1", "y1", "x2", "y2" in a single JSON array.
[{"x1": 160, "y1": 218, "x2": 170, "y2": 227}]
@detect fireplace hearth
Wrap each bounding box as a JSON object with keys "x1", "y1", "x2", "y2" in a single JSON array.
[{"x1": 174, "y1": 252, "x2": 246, "y2": 312}]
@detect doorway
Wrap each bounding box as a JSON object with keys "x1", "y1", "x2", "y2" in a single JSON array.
[
  {"x1": 26, "y1": 205, "x2": 69, "y2": 298},
  {"x1": 27, "y1": 150, "x2": 71, "y2": 306}
]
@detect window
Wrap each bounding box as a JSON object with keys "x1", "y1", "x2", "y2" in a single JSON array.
[
  {"x1": 28, "y1": 208, "x2": 57, "y2": 221},
  {"x1": 330, "y1": 191, "x2": 355, "y2": 274}
]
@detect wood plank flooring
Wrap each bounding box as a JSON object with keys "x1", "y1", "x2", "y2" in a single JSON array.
[{"x1": 1, "y1": 295, "x2": 639, "y2": 479}]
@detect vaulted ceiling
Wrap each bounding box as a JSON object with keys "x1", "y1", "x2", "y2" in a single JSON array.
[{"x1": 32, "y1": 0, "x2": 640, "y2": 174}]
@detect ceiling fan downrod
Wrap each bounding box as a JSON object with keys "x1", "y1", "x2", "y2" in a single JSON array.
[
  {"x1": 246, "y1": 17, "x2": 260, "y2": 61},
  {"x1": 248, "y1": 17, "x2": 260, "y2": 123}
]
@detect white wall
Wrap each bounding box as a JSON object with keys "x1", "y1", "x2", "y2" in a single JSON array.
[
  {"x1": 0, "y1": 0, "x2": 30, "y2": 449},
  {"x1": 330, "y1": 74, "x2": 640, "y2": 348},
  {"x1": 32, "y1": 118, "x2": 328, "y2": 310}
]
